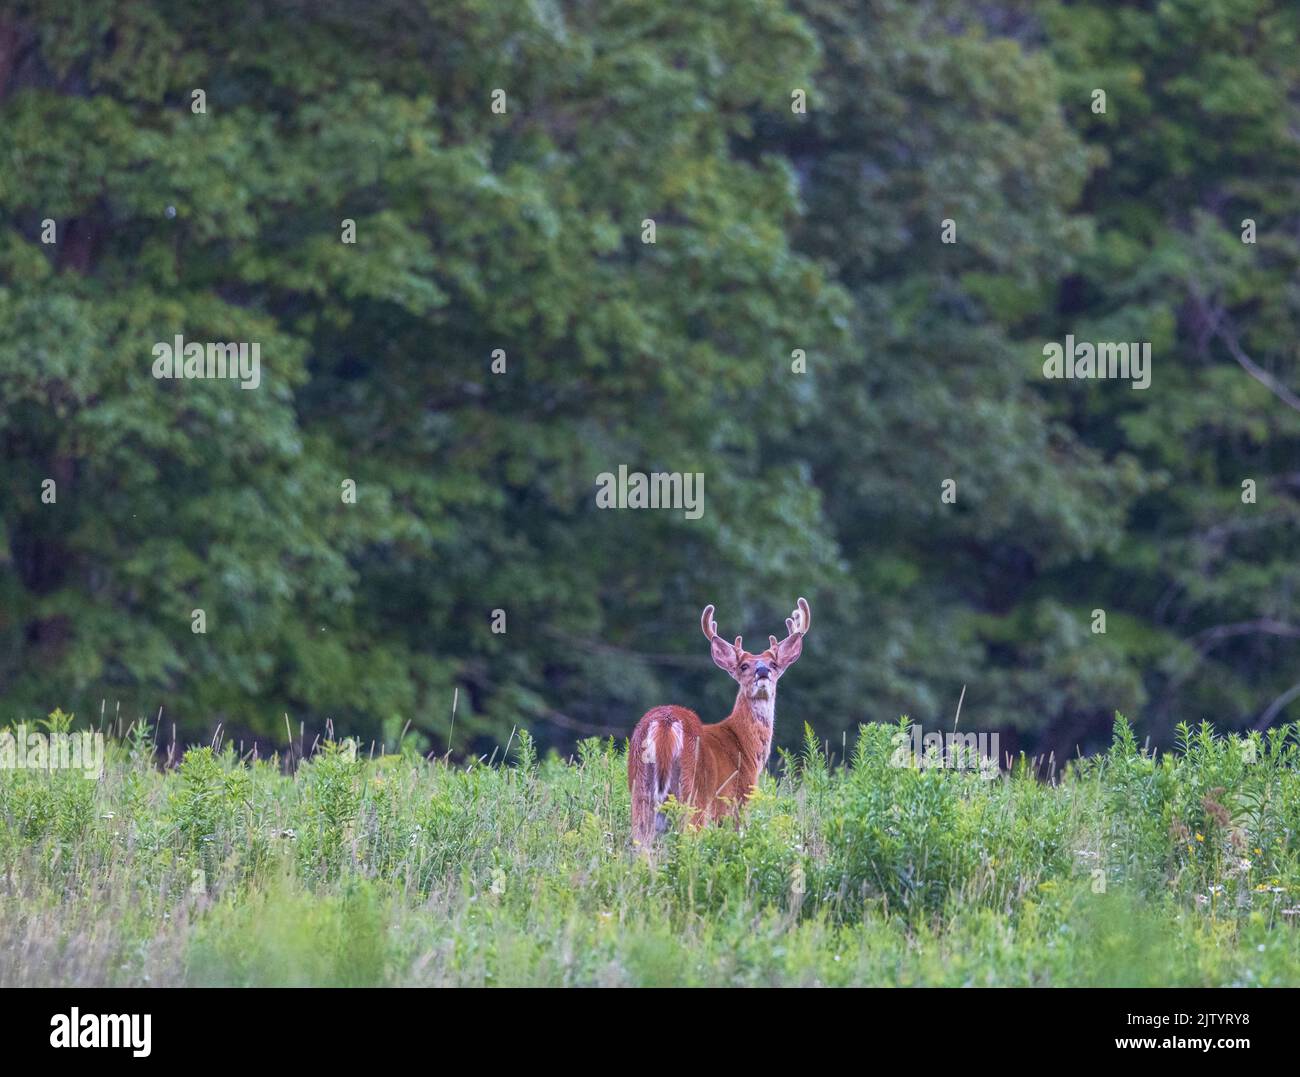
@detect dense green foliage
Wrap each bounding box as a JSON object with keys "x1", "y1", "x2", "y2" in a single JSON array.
[
  {"x1": 2, "y1": 715, "x2": 1299, "y2": 986},
  {"x1": 1, "y1": 1, "x2": 1298, "y2": 759}
]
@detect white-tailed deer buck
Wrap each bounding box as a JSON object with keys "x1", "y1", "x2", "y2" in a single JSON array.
[{"x1": 627, "y1": 598, "x2": 811, "y2": 846}]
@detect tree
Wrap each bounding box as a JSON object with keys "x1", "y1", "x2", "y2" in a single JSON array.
[{"x1": 0, "y1": 0, "x2": 845, "y2": 751}]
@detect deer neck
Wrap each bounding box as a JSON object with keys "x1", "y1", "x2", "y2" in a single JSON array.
[{"x1": 729, "y1": 688, "x2": 776, "y2": 738}]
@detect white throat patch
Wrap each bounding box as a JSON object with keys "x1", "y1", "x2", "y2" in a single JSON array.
[{"x1": 749, "y1": 694, "x2": 775, "y2": 726}]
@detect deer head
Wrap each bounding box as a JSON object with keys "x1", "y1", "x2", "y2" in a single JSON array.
[{"x1": 700, "y1": 598, "x2": 811, "y2": 707}]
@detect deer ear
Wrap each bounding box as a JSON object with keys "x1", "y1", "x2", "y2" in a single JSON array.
[
  {"x1": 709, "y1": 634, "x2": 739, "y2": 674},
  {"x1": 774, "y1": 631, "x2": 803, "y2": 667}
]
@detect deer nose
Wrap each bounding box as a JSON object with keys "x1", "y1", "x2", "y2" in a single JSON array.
[{"x1": 754, "y1": 662, "x2": 770, "y2": 679}]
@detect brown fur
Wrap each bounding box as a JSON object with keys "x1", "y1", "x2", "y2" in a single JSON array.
[{"x1": 627, "y1": 599, "x2": 810, "y2": 847}]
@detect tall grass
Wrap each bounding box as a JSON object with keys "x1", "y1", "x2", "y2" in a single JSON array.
[{"x1": 2, "y1": 714, "x2": 1298, "y2": 986}]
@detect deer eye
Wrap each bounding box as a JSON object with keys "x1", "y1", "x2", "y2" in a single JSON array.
[{"x1": 739, "y1": 663, "x2": 749, "y2": 672}]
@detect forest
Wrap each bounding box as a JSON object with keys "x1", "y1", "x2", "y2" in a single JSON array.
[{"x1": 2, "y1": 0, "x2": 1298, "y2": 764}]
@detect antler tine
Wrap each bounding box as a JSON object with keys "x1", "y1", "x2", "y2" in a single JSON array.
[
  {"x1": 778, "y1": 597, "x2": 812, "y2": 647},
  {"x1": 700, "y1": 604, "x2": 718, "y2": 641},
  {"x1": 701, "y1": 603, "x2": 744, "y2": 655},
  {"x1": 794, "y1": 596, "x2": 811, "y2": 636}
]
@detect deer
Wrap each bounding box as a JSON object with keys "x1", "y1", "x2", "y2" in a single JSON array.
[{"x1": 627, "y1": 598, "x2": 811, "y2": 847}]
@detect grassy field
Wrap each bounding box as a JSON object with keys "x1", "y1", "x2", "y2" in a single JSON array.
[{"x1": 2, "y1": 713, "x2": 1300, "y2": 987}]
